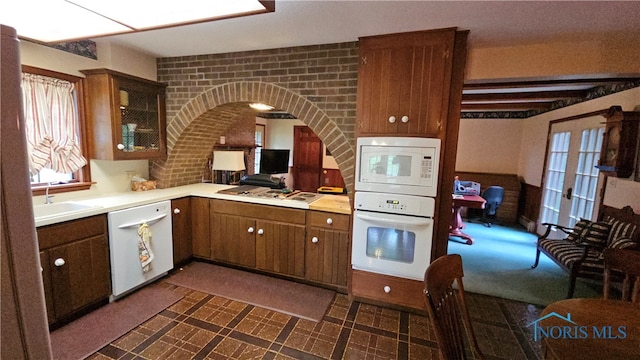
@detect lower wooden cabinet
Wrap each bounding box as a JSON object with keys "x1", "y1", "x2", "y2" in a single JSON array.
[
  {"x1": 211, "y1": 213, "x2": 257, "y2": 268},
  {"x1": 256, "y1": 220, "x2": 306, "y2": 278},
  {"x1": 209, "y1": 200, "x2": 307, "y2": 273},
  {"x1": 37, "y1": 215, "x2": 110, "y2": 326},
  {"x1": 191, "y1": 197, "x2": 351, "y2": 291},
  {"x1": 305, "y1": 211, "x2": 350, "y2": 289},
  {"x1": 171, "y1": 197, "x2": 192, "y2": 266},
  {"x1": 191, "y1": 197, "x2": 211, "y2": 259},
  {"x1": 351, "y1": 270, "x2": 425, "y2": 310}
]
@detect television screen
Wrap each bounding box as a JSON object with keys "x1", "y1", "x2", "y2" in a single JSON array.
[{"x1": 259, "y1": 149, "x2": 290, "y2": 174}]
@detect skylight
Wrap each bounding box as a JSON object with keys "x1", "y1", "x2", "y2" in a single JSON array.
[{"x1": 1, "y1": 0, "x2": 273, "y2": 43}]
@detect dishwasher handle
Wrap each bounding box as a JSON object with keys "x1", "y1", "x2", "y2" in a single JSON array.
[{"x1": 117, "y1": 213, "x2": 168, "y2": 229}]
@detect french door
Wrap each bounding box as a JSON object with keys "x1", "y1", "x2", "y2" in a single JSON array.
[{"x1": 538, "y1": 116, "x2": 605, "y2": 236}]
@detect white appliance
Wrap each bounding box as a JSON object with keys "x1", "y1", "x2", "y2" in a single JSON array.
[
  {"x1": 108, "y1": 201, "x2": 173, "y2": 299},
  {"x1": 355, "y1": 137, "x2": 441, "y2": 197},
  {"x1": 352, "y1": 192, "x2": 435, "y2": 280}
]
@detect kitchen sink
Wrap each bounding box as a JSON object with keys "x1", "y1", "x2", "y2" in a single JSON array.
[{"x1": 33, "y1": 201, "x2": 102, "y2": 220}]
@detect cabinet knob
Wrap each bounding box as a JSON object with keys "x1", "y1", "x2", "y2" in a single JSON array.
[
  {"x1": 401, "y1": 115, "x2": 409, "y2": 123},
  {"x1": 383, "y1": 285, "x2": 391, "y2": 294},
  {"x1": 326, "y1": 218, "x2": 333, "y2": 225},
  {"x1": 173, "y1": 208, "x2": 181, "y2": 214},
  {"x1": 311, "y1": 236, "x2": 319, "y2": 244},
  {"x1": 117, "y1": 143, "x2": 125, "y2": 150},
  {"x1": 388, "y1": 116, "x2": 396, "y2": 123},
  {"x1": 54, "y1": 258, "x2": 66, "y2": 267},
  {"x1": 257, "y1": 228, "x2": 264, "y2": 235},
  {"x1": 248, "y1": 227, "x2": 254, "y2": 233}
]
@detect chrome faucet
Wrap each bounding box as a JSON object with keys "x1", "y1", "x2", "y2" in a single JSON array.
[{"x1": 44, "y1": 182, "x2": 54, "y2": 204}]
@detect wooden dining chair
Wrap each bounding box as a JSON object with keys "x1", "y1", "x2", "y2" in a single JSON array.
[
  {"x1": 603, "y1": 248, "x2": 640, "y2": 303},
  {"x1": 423, "y1": 254, "x2": 485, "y2": 360}
]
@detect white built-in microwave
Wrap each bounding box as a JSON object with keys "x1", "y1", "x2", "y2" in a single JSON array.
[{"x1": 355, "y1": 137, "x2": 440, "y2": 197}]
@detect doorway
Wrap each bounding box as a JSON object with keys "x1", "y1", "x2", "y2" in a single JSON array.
[
  {"x1": 292, "y1": 126, "x2": 322, "y2": 191},
  {"x1": 538, "y1": 115, "x2": 606, "y2": 236}
]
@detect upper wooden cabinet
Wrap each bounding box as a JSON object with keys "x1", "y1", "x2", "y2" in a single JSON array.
[
  {"x1": 81, "y1": 68, "x2": 167, "y2": 160},
  {"x1": 356, "y1": 28, "x2": 465, "y2": 137},
  {"x1": 596, "y1": 106, "x2": 640, "y2": 178}
]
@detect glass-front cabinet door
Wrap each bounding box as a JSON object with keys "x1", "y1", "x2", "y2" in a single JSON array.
[
  {"x1": 81, "y1": 68, "x2": 167, "y2": 160},
  {"x1": 116, "y1": 77, "x2": 166, "y2": 157}
]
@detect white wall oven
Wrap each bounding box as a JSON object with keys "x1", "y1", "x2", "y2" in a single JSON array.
[
  {"x1": 355, "y1": 137, "x2": 440, "y2": 197},
  {"x1": 352, "y1": 191, "x2": 435, "y2": 281},
  {"x1": 352, "y1": 136, "x2": 440, "y2": 281}
]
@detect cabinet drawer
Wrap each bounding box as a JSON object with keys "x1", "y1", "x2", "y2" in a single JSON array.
[
  {"x1": 351, "y1": 270, "x2": 425, "y2": 310},
  {"x1": 211, "y1": 199, "x2": 306, "y2": 225},
  {"x1": 37, "y1": 215, "x2": 108, "y2": 250},
  {"x1": 307, "y1": 211, "x2": 350, "y2": 231}
]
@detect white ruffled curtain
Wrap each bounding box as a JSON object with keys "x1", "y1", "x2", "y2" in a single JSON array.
[{"x1": 21, "y1": 73, "x2": 87, "y2": 174}]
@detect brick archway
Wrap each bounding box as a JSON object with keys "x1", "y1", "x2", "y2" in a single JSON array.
[{"x1": 151, "y1": 81, "x2": 355, "y2": 193}]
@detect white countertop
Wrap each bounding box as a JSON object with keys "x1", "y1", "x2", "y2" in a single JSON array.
[{"x1": 33, "y1": 183, "x2": 341, "y2": 227}]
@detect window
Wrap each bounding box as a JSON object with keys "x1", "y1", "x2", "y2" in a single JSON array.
[
  {"x1": 254, "y1": 124, "x2": 265, "y2": 173},
  {"x1": 21, "y1": 65, "x2": 91, "y2": 195}
]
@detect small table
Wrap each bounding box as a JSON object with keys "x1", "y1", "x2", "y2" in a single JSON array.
[
  {"x1": 539, "y1": 298, "x2": 640, "y2": 360},
  {"x1": 449, "y1": 194, "x2": 485, "y2": 244}
]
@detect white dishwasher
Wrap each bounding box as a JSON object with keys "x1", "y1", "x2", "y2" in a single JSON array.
[{"x1": 108, "y1": 200, "x2": 173, "y2": 300}]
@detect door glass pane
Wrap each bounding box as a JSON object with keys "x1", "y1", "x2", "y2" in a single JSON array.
[
  {"x1": 119, "y1": 87, "x2": 159, "y2": 152},
  {"x1": 568, "y1": 128, "x2": 604, "y2": 226},
  {"x1": 541, "y1": 132, "x2": 570, "y2": 224},
  {"x1": 366, "y1": 227, "x2": 415, "y2": 263}
]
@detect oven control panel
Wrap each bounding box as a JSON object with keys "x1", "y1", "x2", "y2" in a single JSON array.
[
  {"x1": 378, "y1": 199, "x2": 407, "y2": 211},
  {"x1": 354, "y1": 191, "x2": 435, "y2": 217}
]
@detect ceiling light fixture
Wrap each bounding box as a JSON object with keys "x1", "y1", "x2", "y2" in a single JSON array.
[
  {"x1": 1, "y1": 0, "x2": 274, "y2": 43},
  {"x1": 249, "y1": 103, "x2": 275, "y2": 111}
]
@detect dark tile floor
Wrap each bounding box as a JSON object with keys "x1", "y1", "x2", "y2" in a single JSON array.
[{"x1": 87, "y1": 278, "x2": 544, "y2": 360}]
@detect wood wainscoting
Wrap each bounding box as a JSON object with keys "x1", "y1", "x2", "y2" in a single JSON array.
[
  {"x1": 519, "y1": 182, "x2": 541, "y2": 230},
  {"x1": 455, "y1": 172, "x2": 521, "y2": 225}
]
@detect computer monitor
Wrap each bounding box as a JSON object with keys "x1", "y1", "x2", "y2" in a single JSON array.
[{"x1": 259, "y1": 149, "x2": 290, "y2": 174}]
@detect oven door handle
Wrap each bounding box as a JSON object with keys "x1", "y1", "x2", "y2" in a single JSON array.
[{"x1": 355, "y1": 212, "x2": 431, "y2": 226}]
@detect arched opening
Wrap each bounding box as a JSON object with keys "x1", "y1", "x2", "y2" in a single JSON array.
[{"x1": 151, "y1": 82, "x2": 355, "y2": 196}]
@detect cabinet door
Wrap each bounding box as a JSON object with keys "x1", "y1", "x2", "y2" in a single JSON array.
[
  {"x1": 211, "y1": 213, "x2": 256, "y2": 268},
  {"x1": 47, "y1": 235, "x2": 110, "y2": 320},
  {"x1": 305, "y1": 228, "x2": 350, "y2": 288},
  {"x1": 39, "y1": 251, "x2": 55, "y2": 324},
  {"x1": 357, "y1": 29, "x2": 455, "y2": 137},
  {"x1": 191, "y1": 197, "x2": 211, "y2": 259},
  {"x1": 172, "y1": 197, "x2": 192, "y2": 265},
  {"x1": 115, "y1": 76, "x2": 167, "y2": 159},
  {"x1": 255, "y1": 220, "x2": 305, "y2": 277}
]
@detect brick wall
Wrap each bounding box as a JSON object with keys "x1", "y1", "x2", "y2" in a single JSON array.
[{"x1": 153, "y1": 42, "x2": 359, "y2": 191}]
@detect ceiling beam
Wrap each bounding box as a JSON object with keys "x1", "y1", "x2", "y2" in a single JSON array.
[
  {"x1": 462, "y1": 90, "x2": 586, "y2": 102},
  {"x1": 461, "y1": 102, "x2": 552, "y2": 111}
]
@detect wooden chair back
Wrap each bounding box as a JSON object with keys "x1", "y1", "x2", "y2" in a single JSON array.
[
  {"x1": 603, "y1": 248, "x2": 640, "y2": 303},
  {"x1": 423, "y1": 254, "x2": 484, "y2": 360}
]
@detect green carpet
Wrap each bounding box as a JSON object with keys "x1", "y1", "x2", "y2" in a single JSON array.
[{"x1": 448, "y1": 222, "x2": 602, "y2": 307}]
